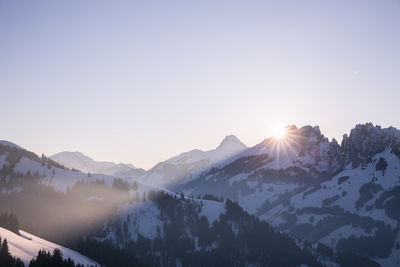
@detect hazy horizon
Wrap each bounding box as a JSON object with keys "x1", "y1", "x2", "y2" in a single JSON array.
[
  {"x1": 1, "y1": 0, "x2": 400, "y2": 168},
  {"x1": 1, "y1": 121, "x2": 395, "y2": 170}
]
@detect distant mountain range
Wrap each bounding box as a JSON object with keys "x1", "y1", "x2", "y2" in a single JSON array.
[
  {"x1": 50, "y1": 135, "x2": 247, "y2": 185},
  {"x1": 50, "y1": 151, "x2": 145, "y2": 178}
]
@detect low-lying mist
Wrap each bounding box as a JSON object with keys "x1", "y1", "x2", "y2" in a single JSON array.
[{"x1": 0, "y1": 174, "x2": 139, "y2": 245}]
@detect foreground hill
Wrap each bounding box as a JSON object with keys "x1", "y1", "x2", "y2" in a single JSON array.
[{"x1": 0, "y1": 227, "x2": 97, "y2": 266}]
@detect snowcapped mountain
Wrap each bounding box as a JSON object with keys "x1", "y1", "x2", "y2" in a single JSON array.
[
  {"x1": 165, "y1": 123, "x2": 400, "y2": 265},
  {"x1": 170, "y1": 125, "x2": 343, "y2": 202},
  {"x1": 216, "y1": 134, "x2": 248, "y2": 153},
  {"x1": 0, "y1": 227, "x2": 97, "y2": 266},
  {"x1": 225, "y1": 125, "x2": 342, "y2": 175},
  {"x1": 136, "y1": 135, "x2": 247, "y2": 187},
  {"x1": 50, "y1": 151, "x2": 145, "y2": 178},
  {"x1": 341, "y1": 123, "x2": 400, "y2": 168}
]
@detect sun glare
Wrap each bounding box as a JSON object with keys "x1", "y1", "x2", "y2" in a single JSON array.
[{"x1": 271, "y1": 126, "x2": 287, "y2": 139}]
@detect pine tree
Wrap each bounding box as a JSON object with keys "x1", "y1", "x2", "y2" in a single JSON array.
[
  {"x1": 1, "y1": 239, "x2": 10, "y2": 256},
  {"x1": 52, "y1": 248, "x2": 63, "y2": 265}
]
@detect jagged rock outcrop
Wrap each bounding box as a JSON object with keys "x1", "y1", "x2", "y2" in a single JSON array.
[{"x1": 342, "y1": 123, "x2": 400, "y2": 168}]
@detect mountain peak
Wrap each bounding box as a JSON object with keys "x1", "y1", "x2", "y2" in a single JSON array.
[
  {"x1": 296, "y1": 125, "x2": 326, "y2": 141},
  {"x1": 52, "y1": 151, "x2": 95, "y2": 163},
  {"x1": 217, "y1": 135, "x2": 247, "y2": 151}
]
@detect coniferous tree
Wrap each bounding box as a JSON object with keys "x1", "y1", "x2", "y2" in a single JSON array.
[
  {"x1": 29, "y1": 248, "x2": 89, "y2": 267},
  {"x1": 0, "y1": 237, "x2": 24, "y2": 267}
]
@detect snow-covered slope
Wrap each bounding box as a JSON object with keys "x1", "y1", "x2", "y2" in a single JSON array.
[
  {"x1": 50, "y1": 151, "x2": 145, "y2": 178},
  {"x1": 257, "y1": 148, "x2": 400, "y2": 264},
  {"x1": 100, "y1": 194, "x2": 226, "y2": 247},
  {"x1": 0, "y1": 227, "x2": 97, "y2": 266},
  {"x1": 96, "y1": 177, "x2": 226, "y2": 245},
  {"x1": 136, "y1": 135, "x2": 247, "y2": 187}
]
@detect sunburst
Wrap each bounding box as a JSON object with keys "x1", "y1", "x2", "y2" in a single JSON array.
[
  {"x1": 271, "y1": 125, "x2": 288, "y2": 139},
  {"x1": 244, "y1": 125, "x2": 307, "y2": 171}
]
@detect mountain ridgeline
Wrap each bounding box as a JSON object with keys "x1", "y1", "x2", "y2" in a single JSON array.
[{"x1": 1, "y1": 123, "x2": 400, "y2": 266}]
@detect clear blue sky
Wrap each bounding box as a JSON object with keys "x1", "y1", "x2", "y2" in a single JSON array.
[{"x1": 1, "y1": 0, "x2": 400, "y2": 169}]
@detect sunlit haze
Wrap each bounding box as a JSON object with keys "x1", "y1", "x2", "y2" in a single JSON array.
[{"x1": 1, "y1": 0, "x2": 400, "y2": 169}]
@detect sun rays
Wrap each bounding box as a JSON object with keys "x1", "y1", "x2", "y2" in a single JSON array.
[{"x1": 246, "y1": 125, "x2": 310, "y2": 170}]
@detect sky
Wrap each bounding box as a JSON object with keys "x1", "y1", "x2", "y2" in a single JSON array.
[{"x1": 1, "y1": 0, "x2": 400, "y2": 169}]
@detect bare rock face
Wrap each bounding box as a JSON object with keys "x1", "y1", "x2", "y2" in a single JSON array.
[{"x1": 342, "y1": 123, "x2": 400, "y2": 168}]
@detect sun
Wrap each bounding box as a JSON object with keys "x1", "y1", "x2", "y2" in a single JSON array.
[{"x1": 271, "y1": 125, "x2": 287, "y2": 139}]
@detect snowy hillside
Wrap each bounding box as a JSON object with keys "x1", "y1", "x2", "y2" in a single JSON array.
[
  {"x1": 98, "y1": 191, "x2": 226, "y2": 248},
  {"x1": 50, "y1": 151, "x2": 145, "y2": 178},
  {"x1": 0, "y1": 227, "x2": 97, "y2": 266},
  {"x1": 260, "y1": 148, "x2": 400, "y2": 265}
]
